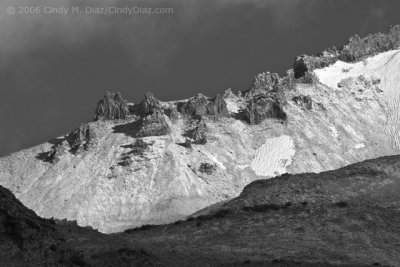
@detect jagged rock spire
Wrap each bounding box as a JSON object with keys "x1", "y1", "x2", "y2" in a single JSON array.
[
  {"x1": 245, "y1": 72, "x2": 281, "y2": 98},
  {"x1": 178, "y1": 93, "x2": 229, "y2": 117},
  {"x1": 94, "y1": 91, "x2": 130, "y2": 121},
  {"x1": 240, "y1": 97, "x2": 287, "y2": 125},
  {"x1": 140, "y1": 91, "x2": 161, "y2": 115}
]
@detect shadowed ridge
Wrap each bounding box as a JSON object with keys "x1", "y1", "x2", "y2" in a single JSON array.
[
  {"x1": 0, "y1": 184, "x2": 160, "y2": 266},
  {"x1": 0, "y1": 184, "x2": 66, "y2": 265},
  {"x1": 124, "y1": 154, "x2": 400, "y2": 266}
]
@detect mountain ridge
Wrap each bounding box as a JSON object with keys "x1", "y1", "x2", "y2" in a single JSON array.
[{"x1": 1, "y1": 25, "x2": 400, "y2": 233}]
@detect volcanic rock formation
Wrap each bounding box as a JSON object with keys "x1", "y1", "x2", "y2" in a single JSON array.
[
  {"x1": 94, "y1": 91, "x2": 130, "y2": 120},
  {"x1": 177, "y1": 93, "x2": 229, "y2": 117},
  {"x1": 245, "y1": 71, "x2": 281, "y2": 97},
  {"x1": 237, "y1": 71, "x2": 288, "y2": 124},
  {"x1": 135, "y1": 112, "x2": 172, "y2": 138},
  {"x1": 129, "y1": 91, "x2": 163, "y2": 116},
  {"x1": 184, "y1": 117, "x2": 208, "y2": 144},
  {"x1": 240, "y1": 94, "x2": 287, "y2": 124}
]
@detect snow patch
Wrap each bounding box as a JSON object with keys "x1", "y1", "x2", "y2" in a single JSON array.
[
  {"x1": 314, "y1": 50, "x2": 400, "y2": 92},
  {"x1": 315, "y1": 49, "x2": 400, "y2": 146},
  {"x1": 250, "y1": 135, "x2": 296, "y2": 177},
  {"x1": 355, "y1": 143, "x2": 365, "y2": 149}
]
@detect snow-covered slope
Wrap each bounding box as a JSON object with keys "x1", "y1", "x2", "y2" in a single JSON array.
[
  {"x1": 315, "y1": 49, "x2": 400, "y2": 146},
  {"x1": 1, "y1": 28, "x2": 400, "y2": 233}
]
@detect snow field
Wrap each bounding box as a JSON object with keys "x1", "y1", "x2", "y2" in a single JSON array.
[
  {"x1": 315, "y1": 49, "x2": 400, "y2": 147},
  {"x1": 250, "y1": 135, "x2": 296, "y2": 177}
]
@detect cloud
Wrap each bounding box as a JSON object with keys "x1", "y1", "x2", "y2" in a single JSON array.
[
  {"x1": 178, "y1": 0, "x2": 312, "y2": 29},
  {"x1": 0, "y1": 0, "x2": 312, "y2": 71}
]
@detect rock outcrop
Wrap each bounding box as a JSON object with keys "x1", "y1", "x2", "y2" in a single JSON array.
[
  {"x1": 198, "y1": 162, "x2": 217, "y2": 174},
  {"x1": 206, "y1": 94, "x2": 229, "y2": 117},
  {"x1": 46, "y1": 140, "x2": 70, "y2": 163},
  {"x1": 185, "y1": 118, "x2": 208, "y2": 144},
  {"x1": 135, "y1": 112, "x2": 171, "y2": 138},
  {"x1": 178, "y1": 94, "x2": 208, "y2": 116},
  {"x1": 129, "y1": 91, "x2": 179, "y2": 121},
  {"x1": 240, "y1": 96, "x2": 287, "y2": 124},
  {"x1": 94, "y1": 91, "x2": 130, "y2": 121},
  {"x1": 134, "y1": 91, "x2": 162, "y2": 116},
  {"x1": 293, "y1": 54, "x2": 336, "y2": 79},
  {"x1": 127, "y1": 139, "x2": 152, "y2": 156},
  {"x1": 245, "y1": 72, "x2": 281, "y2": 98},
  {"x1": 280, "y1": 69, "x2": 297, "y2": 90},
  {"x1": 222, "y1": 88, "x2": 235, "y2": 98},
  {"x1": 292, "y1": 95, "x2": 312, "y2": 110},
  {"x1": 142, "y1": 92, "x2": 160, "y2": 114},
  {"x1": 67, "y1": 124, "x2": 97, "y2": 152},
  {"x1": 36, "y1": 124, "x2": 97, "y2": 163},
  {"x1": 192, "y1": 119, "x2": 207, "y2": 144},
  {"x1": 163, "y1": 106, "x2": 180, "y2": 121},
  {"x1": 237, "y1": 72, "x2": 288, "y2": 125},
  {"x1": 339, "y1": 25, "x2": 400, "y2": 62},
  {"x1": 178, "y1": 94, "x2": 229, "y2": 117}
]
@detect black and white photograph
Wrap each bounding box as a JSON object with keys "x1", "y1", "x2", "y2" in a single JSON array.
[{"x1": 1, "y1": 0, "x2": 400, "y2": 266}]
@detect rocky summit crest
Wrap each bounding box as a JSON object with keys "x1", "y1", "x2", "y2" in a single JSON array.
[{"x1": 293, "y1": 25, "x2": 400, "y2": 78}]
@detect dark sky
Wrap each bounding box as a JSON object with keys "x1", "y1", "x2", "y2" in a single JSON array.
[{"x1": 1, "y1": 0, "x2": 400, "y2": 157}]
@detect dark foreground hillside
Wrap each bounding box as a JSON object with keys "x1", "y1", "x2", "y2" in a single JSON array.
[
  {"x1": 0, "y1": 185, "x2": 158, "y2": 266},
  {"x1": 2, "y1": 154, "x2": 400, "y2": 266}
]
